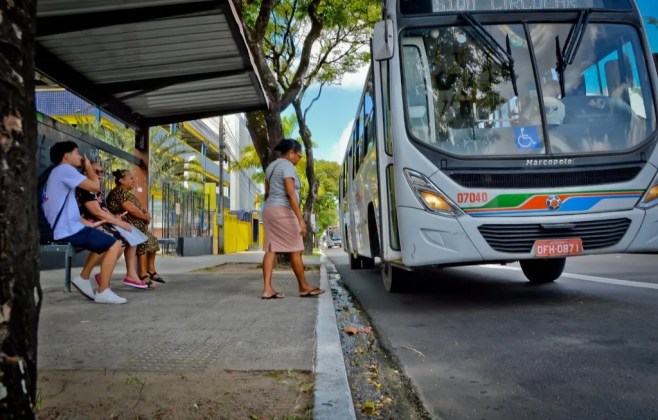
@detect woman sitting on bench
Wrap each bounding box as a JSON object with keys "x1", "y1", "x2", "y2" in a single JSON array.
[{"x1": 107, "y1": 169, "x2": 165, "y2": 285}]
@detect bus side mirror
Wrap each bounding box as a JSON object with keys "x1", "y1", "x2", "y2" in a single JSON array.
[{"x1": 372, "y1": 20, "x2": 394, "y2": 61}]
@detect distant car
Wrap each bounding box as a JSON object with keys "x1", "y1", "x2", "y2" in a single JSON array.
[{"x1": 321, "y1": 231, "x2": 342, "y2": 249}]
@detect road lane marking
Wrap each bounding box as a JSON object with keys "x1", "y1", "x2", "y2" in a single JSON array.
[{"x1": 481, "y1": 264, "x2": 658, "y2": 290}]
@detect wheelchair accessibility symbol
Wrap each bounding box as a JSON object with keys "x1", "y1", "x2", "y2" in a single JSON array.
[{"x1": 514, "y1": 126, "x2": 541, "y2": 149}]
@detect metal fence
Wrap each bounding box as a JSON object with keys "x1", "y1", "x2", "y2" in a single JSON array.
[
  {"x1": 94, "y1": 154, "x2": 213, "y2": 244},
  {"x1": 152, "y1": 183, "x2": 212, "y2": 239}
]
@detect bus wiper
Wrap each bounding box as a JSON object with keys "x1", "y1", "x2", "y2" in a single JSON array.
[
  {"x1": 460, "y1": 13, "x2": 518, "y2": 96},
  {"x1": 555, "y1": 9, "x2": 591, "y2": 97}
]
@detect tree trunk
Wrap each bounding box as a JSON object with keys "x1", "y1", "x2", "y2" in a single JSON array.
[
  {"x1": 0, "y1": 0, "x2": 41, "y2": 418},
  {"x1": 245, "y1": 107, "x2": 284, "y2": 170},
  {"x1": 292, "y1": 100, "x2": 318, "y2": 255}
]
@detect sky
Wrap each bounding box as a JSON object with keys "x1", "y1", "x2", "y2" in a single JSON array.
[
  {"x1": 300, "y1": 0, "x2": 658, "y2": 164},
  {"x1": 292, "y1": 66, "x2": 370, "y2": 163}
]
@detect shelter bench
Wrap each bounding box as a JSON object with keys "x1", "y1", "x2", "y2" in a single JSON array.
[
  {"x1": 39, "y1": 242, "x2": 79, "y2": 291},
  {"x1": 158, "y1": 237, "x2": 177, "y2": 255}
]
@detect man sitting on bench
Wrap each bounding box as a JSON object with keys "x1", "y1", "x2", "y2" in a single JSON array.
[{"x1": 42, "y1": 141, "x2": 127, "y2": 304}]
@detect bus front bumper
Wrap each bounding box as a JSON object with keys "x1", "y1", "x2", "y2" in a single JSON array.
[{"x1": 397, "y1": 206, "x2": 658, "y2": 267}]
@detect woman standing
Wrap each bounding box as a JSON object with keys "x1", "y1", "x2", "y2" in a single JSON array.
[
  {"x1": 106, "y1": 169, "x2": 165, "y2": 285},
  {"x1": 261, "y1": 139, "x2": 324, "y2": 299}
]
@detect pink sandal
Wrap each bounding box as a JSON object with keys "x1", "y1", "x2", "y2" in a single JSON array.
[{"x1": 123, "y1": 277, "x2": 148, "y2": 289}]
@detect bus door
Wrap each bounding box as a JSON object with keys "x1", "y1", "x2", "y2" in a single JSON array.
[{"x1": 373, "y1": 54, "x2": 402, "y2": 263}]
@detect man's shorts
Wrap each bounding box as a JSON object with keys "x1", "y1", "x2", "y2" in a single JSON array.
[{"x1": 61, "y1": 226, "x2": 117, "y2": 254}]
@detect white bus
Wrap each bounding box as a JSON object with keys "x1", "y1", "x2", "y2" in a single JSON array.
[{"x1": 340, "y1": 0, "x2": 658, "y2": 291}]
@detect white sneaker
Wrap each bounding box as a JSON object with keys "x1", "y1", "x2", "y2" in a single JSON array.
[
  {"x1": 71, "y1": 275, "x2": 95, "y2": 301},
  {"x1": 94, "y1": 288, "x2": 127, "y2": 304}
]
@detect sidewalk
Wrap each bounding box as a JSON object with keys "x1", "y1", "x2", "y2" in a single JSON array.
[{"x1": 37, "y1": 252, "x2": 354, "y2": 419}]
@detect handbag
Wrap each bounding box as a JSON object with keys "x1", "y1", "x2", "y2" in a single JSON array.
[{"x1": 113, "y1": 224, "x2": 148, "y2": 246}]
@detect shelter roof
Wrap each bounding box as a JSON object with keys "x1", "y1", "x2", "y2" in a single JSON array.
[{"x1": 36, "y1": 0, "x2": 267, "y2": 130}]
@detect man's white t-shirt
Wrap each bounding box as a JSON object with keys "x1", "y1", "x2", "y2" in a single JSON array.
[{"x1": 42, "y1": 164, "x2": 86, "y2": 240}]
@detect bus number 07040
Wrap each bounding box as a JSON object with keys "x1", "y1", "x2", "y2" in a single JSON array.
[{"x1": 457, "y1": 192, "x2": 489, "y2": 204}]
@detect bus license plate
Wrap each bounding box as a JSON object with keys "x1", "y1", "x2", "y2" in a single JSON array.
[{"x1": 534, "y1": 238, "x2": 583, "y2": 257}]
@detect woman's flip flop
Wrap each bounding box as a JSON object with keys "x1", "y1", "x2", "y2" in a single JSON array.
[
  {"x1": 299, "y1": 288, "x2": 325, "y2": 297},
  {"x1": 261, "y1": 292, "x2": 285, "y2": 300}
]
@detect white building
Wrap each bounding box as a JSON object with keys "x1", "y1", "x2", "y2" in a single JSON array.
[{"x1": 198, "y1": 115, "x2": 263, "y2": 212}]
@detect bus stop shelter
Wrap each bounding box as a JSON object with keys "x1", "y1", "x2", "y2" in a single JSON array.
[{"x1": 34, "y1": 0, "x2": 268, "y2": 204}]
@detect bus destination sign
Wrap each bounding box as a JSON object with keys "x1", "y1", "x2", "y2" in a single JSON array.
[{"x1": 429, "y1": 0, "x2": 627, "y2": 12}]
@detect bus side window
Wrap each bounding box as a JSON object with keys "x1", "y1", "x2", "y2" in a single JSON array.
[
  {"x1": 364, "y1": 71, "x2": 375, "y2": 154},
  {"x1": 362, "y1": 105, "x2": 369, "y2": 159},
  {"x1": 350, "y1": 143, "x2": 355, "y2": 180},
  {"x1": 341, "y1": 161, "x2": 347, "y2": 199},
  {"x1": 355, "y1": 111, "x2": 363, "y2": 172},
  {"x1": 365, "y1": 111, "x2": 374, "y2": 155},
  {"x1": 352, "y1": 122, "x2": 356, "y2": 175}
]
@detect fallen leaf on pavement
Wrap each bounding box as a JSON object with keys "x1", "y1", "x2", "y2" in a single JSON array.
[
  {"x1": 344, "y1": 326, "x2": 373, "y2": 335},
  {"x1": 344, "y1": 326, "x2": 359, "y2": 335},
  {"x1": 363, "y1": 400, "x2": 375, "y2": 413}
]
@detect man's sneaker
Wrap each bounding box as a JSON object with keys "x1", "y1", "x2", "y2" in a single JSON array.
[
  {"x1": 94, "y1": 288, "x2": 127, "y2": 304},
  {"x1": 123, "y1": 277, "x2": 148, "y2": 289},
  {"x1": 71, "y1": 275, "x2": 95, "y2": 301},
  {"x1": 94, "y1": 273, "x2": 100, "y2": 288}
]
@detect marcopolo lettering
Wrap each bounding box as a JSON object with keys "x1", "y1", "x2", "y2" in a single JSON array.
[{"x1": 525, "y1": 158, "x2": 574, "y2": 166}]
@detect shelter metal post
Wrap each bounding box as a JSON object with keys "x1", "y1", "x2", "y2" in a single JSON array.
[
  {"x1": 134, "y1": 125, "x2": 150, "y2": 210},
  {"x1": 217, "y1": 117, "x2": 225, "y2": 254}
]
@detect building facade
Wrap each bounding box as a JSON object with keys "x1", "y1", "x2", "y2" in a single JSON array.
[{"x1": 36, "y1": 88, "x2": 263, "y2": 217}]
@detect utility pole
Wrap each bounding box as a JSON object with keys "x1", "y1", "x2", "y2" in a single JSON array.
[{"x1": 217, "y1": 117, "x2": 225, "y2": 253}]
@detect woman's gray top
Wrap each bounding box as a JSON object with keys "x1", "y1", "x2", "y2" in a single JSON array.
[{"x1": 264, "y1": 158, "x2": 300, "y2": 209}]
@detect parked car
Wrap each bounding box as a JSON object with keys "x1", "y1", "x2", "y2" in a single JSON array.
[{"x1": 321, "y1": 230, "x2": 342, "y2": 249}]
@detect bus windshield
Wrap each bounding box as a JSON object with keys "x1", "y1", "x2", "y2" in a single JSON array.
[{"x1": 401, "y1": 22, "x2": 655, "y2": 156}]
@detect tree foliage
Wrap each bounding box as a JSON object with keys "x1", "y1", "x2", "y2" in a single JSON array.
[
  {"x1": 74, "y1": 118, "x2": 133, "y2": 152},
  {"x1": 313, "y1": 159, "x2": 341, "y2": 232},
  {"x1": 235, "y1": 0, "x2": 379, "y2": 252},
  {"x1": 148, "y1": 128, "x2": 206, "y2": 196},
  {"x1": 237, "y1": 0, "x2": 378, "y2": 167}
]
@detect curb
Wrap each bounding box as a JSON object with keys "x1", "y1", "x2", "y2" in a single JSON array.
[{"x1": 313, "y1": 254, "x2": 356, "y2": 420}]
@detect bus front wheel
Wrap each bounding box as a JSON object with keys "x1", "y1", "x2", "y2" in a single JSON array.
[
  {"x1": 381, "y1": 261, "x2": 406, "y2": 292},
  {"x1": 520, "y1": 258, "x2": 566, "y2": 284}
]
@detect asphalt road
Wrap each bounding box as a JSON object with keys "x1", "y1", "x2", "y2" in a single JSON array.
[{"x1": 325, "y1": 249, "x2": 658, "y2": 420}]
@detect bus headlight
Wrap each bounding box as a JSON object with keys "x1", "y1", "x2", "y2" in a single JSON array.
[
  {"x1": 638, "y1": 173, "x2": 658, "y2": 209},
  {"x1": 403, "y1": 168, "x2": 463, "y2": 217}
]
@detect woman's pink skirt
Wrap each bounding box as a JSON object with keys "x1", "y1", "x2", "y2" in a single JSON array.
[{"x1": 263, "y1": 205, "x2": 304, "y2": 252}]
